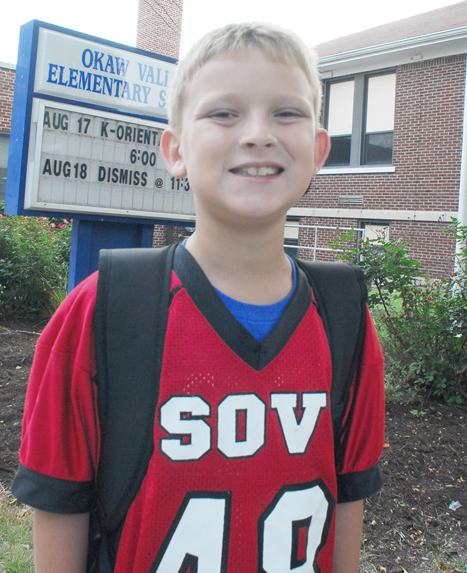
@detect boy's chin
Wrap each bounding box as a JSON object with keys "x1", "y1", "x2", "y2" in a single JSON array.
[{"x1": 199, "y1": 204, "x2": 292, "y2": 230}]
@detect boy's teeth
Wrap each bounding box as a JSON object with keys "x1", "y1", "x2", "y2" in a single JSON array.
[{"x1": 234, "y1": 166, "x2": 280, "y2": 176}]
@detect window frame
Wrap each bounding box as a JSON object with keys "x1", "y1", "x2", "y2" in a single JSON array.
[
  {"x1": 0, "y1": 131, "x2": 10, "y2": 202},
  {"x1": 284, "y1": 217, "x2": 299, "y2": 258},
  {"x1": 322, "y1": 70, "x2": 396, "y2": 170},
  {"x1": 357, "y1": 220, "x2": 391, "y2": 245}
]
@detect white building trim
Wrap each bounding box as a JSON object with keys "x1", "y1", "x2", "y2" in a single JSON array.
[
  {"x1": 0, "y1": 61, "x2": 16, "y2": 70},
  {"x1": 318, "y1": 166, "x2": 396, "y2": 175},
  {"x1": 288, "y1": 207, "x2": 458, "y2": 223}
]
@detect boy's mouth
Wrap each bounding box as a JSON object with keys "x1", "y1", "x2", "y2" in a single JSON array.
[{"x1": 230, "y1": 166, "x2": 283, "y2": 177}]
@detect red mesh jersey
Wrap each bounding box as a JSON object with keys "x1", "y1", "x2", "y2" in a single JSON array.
[{"x1": 14, "y1": 247, "x2": 385, "y2": 573}]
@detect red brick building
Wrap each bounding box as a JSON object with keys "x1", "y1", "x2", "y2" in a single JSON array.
[
  {"x1": 0, "y1": 62, "x2": 15, "y2": 200},
  {"x1": 292, "y1": 2, "x2": 467, "y2": 277}
]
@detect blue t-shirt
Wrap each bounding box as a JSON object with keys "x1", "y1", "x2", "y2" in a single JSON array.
[
  {"x1": 181, "y1": 240, "x2": 296, "y2": 341},
  {"x1": 213, "y1": 257, "x2": 297, "y2": 341}
]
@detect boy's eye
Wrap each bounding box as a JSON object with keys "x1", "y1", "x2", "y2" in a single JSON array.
[
  {"x1": 276, "y1": 110, "x2": 304, "y2": 118},
  {"x1": 208, "y1": 110, "x2": 237, "y2": 119}
]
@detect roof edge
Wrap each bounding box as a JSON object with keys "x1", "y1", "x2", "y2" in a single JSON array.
[
  {"x1": 318, "y1": 26, "x2": 467, "y2": 66},
  {"x1": 0, "y1": 61, "x2": 16, "y2": 71}
]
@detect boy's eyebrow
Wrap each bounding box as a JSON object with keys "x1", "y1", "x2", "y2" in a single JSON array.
[{"x1": 193, "y1": 92, "x2": 314, "y2": 111}]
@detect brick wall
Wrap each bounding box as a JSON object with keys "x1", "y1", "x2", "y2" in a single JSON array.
[
  {"x1": 298, "y1": 55, "x2": 466, "y2": 277},
  {"x1": 0, "y1": 65, "x2": 15, "y2": 132},
  {"x1": 152, "y1": 224, "x2": 194, "y2": 247},
  {"x1": 297, "y1": 217, "x2": 358, "y2": 262},
  {"x1": 297, "y1": 216, "x2": 456, "y2": 279},
  {"x1": 152, "y1": 224, "x2": 167, "y2": 247},
  {"x1": 391, "y1": 220, "x2": 456, "y2": 278},
  {"x1": 136, "y1": 0, "x2": 183, "y2": 60}
]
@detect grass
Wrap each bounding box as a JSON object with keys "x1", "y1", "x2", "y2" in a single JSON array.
[
  {"x1": 0, "y1": 486, "x2": 33, "y2": 573},
  {"x1": 433, "y1": 560, "x2": 467, "y2": 572},
  {"x1": 431, "y1": 538, "x2": 467, "y2": 573}
]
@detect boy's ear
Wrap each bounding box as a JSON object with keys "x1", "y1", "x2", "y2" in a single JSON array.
[
  {"x1": 160, "y1": 129, "x2": 187, "y2": 178},
  {"x1": 312, "y1": 129, "x2": 331, "y2": 175}
]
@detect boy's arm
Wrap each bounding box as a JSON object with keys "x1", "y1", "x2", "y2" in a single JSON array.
[
  {"x1": 33, "y1": 510, "x2": 89, "y2": 573},
  {"x1": 333, "y1": 311, "x2": 384, "y2": 572},
  {"x1": 332, "y1": 500, "x2": 364, "y2": 573}
]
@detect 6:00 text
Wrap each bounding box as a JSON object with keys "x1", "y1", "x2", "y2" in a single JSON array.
[{"x1": 130, "y1": 149, "x2": 157, "y2": 166}]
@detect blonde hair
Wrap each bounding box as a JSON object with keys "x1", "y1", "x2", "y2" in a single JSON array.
[{"x1": 168, "y1": 22, "x2": 322, "y2": 132}]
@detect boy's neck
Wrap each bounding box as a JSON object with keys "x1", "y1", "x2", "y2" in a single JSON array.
[{"x1": 184, "y1": 217, "x2": 293, "y2": 305}]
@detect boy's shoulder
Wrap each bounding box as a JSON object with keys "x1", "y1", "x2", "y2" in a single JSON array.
[
  {"x1": 58, "y1": 271, "x2": 99, "y2": 313},
  {"x1": 38, "y1": 271, "x2": 98, "y2": 350}
]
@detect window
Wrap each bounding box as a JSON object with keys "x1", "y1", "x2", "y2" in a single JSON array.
[
  {"x1": 358, "y1": 221, "x2": 390, "y2": 245},
  {"x1": 323, "y1": 72, "x2": 396, "y2": 168},
  {"x1": 284, "y1": 219, "x2": 299, "y2": 258},
  {"x1": 325, "y1": 80, "x2": 354, "y2": 166},
  {"x1": 0, "y1": 133, "x2": 9, "y2": 202},
  {"x1": 356, "y1": 222, "x2": 390, "y2": 264},
  {"x1": 363, "y1": 75, "x2": 396, "y2": 164}
]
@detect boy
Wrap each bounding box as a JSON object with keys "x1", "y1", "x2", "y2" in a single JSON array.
[{"x1": 12, "y1": 22, "x2": 385, "y2": 573}]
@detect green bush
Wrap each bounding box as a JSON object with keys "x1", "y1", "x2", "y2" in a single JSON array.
[
  {"x1": 329, "y1": 220, "x2": 467, "y2": 404},
  {"x1": 0, "y1": 203, "x2": 72, "y2": 319}
]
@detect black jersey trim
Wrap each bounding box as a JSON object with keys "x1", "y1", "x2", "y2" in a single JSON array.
[
  {"x1": 11, "y1": 462, "x2": 95, "y2": 513},
  {"x1": 337, "y1": 463, "x2": 383, "y2": 503},
  {"x1": 173, "y1": 246, "x2": 312, "y2": 371}
]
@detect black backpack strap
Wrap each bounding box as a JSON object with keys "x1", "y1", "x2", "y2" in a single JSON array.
[
  {"x1": 294, "y1": 259, "x2": 368, "y2": 466},
  {"x1": 94, "y1": 243, "x2": 177, "y2": 531}
]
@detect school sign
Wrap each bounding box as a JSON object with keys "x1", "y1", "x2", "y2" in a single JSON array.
[
  {"x1": 5, "y1": 20, "x2": 195, "y2": 222},
  {"x1": 36, "y1": 28, "x2": 170, "y2": 117}
]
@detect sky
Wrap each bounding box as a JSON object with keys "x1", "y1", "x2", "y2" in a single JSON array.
[{"x1": 0, "y1": 0, "x2": 461, "y2": 65}]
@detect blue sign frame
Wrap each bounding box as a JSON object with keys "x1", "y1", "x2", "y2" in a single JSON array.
[{"x1": 5, "y1": 19, "x2": 179, "y2": 226}]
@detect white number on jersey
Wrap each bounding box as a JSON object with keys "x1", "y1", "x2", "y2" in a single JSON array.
[
  {"x1": 150, "y1": 481, "x2": 334, "y2": 572},
  {"x1": 150, "y1": 492, "x2": 231, "y2": 572},
  {"x1": 259, "y1": 480, "x2": 334, "y2": 572}
]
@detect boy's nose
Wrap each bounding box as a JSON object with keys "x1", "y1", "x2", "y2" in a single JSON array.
[{"x1": 239, "y1": 117, "x2": 278, "y2": 149}]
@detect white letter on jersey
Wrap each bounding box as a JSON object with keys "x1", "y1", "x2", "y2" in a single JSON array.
[
  {"x1": 260, "y1": 482, "x2": 333, "y2": 573},
  {"x1": 270, "y1": 393, "x2": 328, "y2": 455},
  {"x1": 217, "y1": 394, "x2": 266, "y2": 458},
  {"x1": 160, "y1": 396, "x2": 211, "y2": 461},
  {"x1": 151, "y1": 493, "x2": 230, "y2": 573}
]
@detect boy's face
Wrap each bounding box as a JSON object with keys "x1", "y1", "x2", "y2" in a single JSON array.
[{"x1": 161, "y1": 49, "x2": 330, "y2": 227}]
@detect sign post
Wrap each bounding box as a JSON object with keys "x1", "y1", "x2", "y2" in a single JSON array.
[{"x1": 5, "y1": 20, "x2": 191, "y2": 289}]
